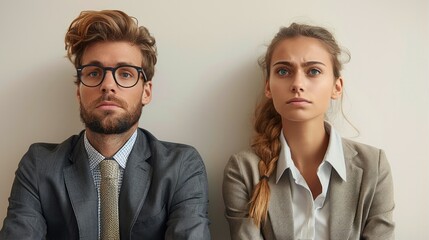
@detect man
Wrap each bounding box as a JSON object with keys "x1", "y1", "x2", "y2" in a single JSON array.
[{"x1": 0, "y1": 10, "x2": 210, "y2": 240}]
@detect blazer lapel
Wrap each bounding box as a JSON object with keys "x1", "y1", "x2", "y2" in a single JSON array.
[
  {"x1": 268, "y1": 171, "x2": 294, "y2": 240},
  {"x1": 64, "y1": 136, "x2": 98, "y2": 239},
  {"x1": 119, "y1": 130, "x2": 153, "y2": 239},
  {"x1": 329, "y1": 141, "x2": 362, "y2": 240}
]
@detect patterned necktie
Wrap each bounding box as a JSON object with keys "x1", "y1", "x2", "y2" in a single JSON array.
[{"x1": 100, "y1": 159, "x2": 120, "y2": 240}]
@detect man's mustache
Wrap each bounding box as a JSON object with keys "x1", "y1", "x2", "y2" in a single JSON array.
[{"x1": 91, "y1": 94, "x2": 128, "y2": 108}]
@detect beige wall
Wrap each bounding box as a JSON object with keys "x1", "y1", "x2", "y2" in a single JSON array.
[{"x1": 1, "y1": 0, "x2": 428, "y2": 239}]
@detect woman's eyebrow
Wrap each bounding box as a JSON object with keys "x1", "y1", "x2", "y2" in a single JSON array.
[
  {"x1": 272, "y1": 61, "x2": 326, "y2": 67},
  {"x1": 302, "y1": 61, "x2": 326, "y2": 67},
  {"x1": 272, "y1": 61, "x2": 294, "y2": 67}
]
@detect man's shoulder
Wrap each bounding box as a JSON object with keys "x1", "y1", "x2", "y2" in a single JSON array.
[
  {"x1": 24, "y1": 133, "x2": 83, "y2": 163},
  {"x1": 139, "y1": 128, "x2": 198, "y2": 154},
  {"x1": 30, "y1": 133, "x2": 81, "y2": 152},
  {"x1": 138, "y1": 128, "x2": 202, "y2": 166},
  {"x1": 13, "y1": 133, "x2": 84, "y2": 180},
  {"x1": 137, "y1": 129, "x2": 207, "y2": 185}
]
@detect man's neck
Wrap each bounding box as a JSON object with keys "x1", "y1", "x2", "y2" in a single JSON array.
[{"x1": 85, "y1": 125, "x2": 138, "y2": 158}]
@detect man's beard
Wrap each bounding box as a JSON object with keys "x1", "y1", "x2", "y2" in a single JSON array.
[{"x1": 80, "y1": 95, "x2": 142, "y2": 134}]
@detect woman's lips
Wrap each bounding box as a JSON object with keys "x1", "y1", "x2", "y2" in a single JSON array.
[{"x1": 286, "y1": 98, "x2": 311, "y2": 106}]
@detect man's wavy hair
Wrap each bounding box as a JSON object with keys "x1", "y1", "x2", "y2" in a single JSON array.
[{"x1": 65, "y1": 10, "x2": 157, "y2": 84}]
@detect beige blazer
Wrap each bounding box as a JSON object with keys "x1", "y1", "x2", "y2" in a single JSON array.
[{"x1": 223, "y1": 138, "x2": 395, "y2": 240}]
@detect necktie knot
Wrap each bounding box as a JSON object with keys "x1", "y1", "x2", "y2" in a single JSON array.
[{"x1": 100, "y1": 159, "x2": 119, "y2": 179}]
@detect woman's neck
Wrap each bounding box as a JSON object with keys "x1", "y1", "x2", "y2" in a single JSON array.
[
  {"x1": 282, "y1": 119, "x2": 329, "y2": 168},
  {"x1": 282, "y1": 118, "x2": 329, "y2": 199}
]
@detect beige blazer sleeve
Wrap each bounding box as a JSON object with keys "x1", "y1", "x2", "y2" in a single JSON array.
[
  {"x1": 222, "y1": 151, "x2": 265, "y2": 240},
  {"x1": 360, "y1": 149, "x2": 395, "y2": 239}
]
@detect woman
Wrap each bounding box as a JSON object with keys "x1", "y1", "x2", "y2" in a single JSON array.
[{"x1": 223, "y1": 23, "x2": 394, "y2": 240}]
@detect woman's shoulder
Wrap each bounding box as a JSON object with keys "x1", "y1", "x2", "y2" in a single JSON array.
[
  {"x1": 229, "y1": 148, "x2": 260, "y2": 165},
  {"x1": 342, "y1": 138, "x2": 382, "y2": 153},
  {"x1": 342, "y1": 138, "x2": 384, "y2": 159},
  {"x1": 224, "y1": 149, "x2": 261, "y2": 182},
  {"x1": 341, "y1": 138, "x2": 389, "y2": 171},
  {"x1": 230, "y1": 149, "x2": 259, "y2": 160}
]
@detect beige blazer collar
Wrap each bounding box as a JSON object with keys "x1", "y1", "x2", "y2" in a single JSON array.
[{"x1": 266, "y1": 140, "x2": 361, "y2": 240}]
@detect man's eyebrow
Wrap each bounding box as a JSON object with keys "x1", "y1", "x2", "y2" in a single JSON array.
[
  {"x1": 115, "y1": 61, "x2": 137, "y2": 66},
  {"x1": 81, "y1": 61, "x2": 137, "y2": 66},
  {"x1": 82, "y1": 60, "x2": 103, "y2": 66}
]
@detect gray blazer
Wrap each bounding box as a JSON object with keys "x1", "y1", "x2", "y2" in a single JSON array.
[
  {"x1": 223, "y1": 138, "x2": 394, "y2": 240},
  {"x1": 1, "y1": 128, "x2": 210, "y2": 240}
]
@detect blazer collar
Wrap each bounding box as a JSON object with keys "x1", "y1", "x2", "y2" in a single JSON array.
[
  {"x1": 119, "y1": 128, "x2": 153, "y2": 239},
  {"x1": 64, "y1": 133, "x2": 98, "y2": 239},
  {"x1": 64, "y1": 129, "x2": 153, "y2": 239},
  {"x1": 277, "y1": 122, "x2": 347, "y2": 183},
  {"x1": 328, "y1": 140, "x2": 362, "y2": 240},
  {"x1": 267, "y1": 139, "x2": 362, "y2": 240},
  {"x1": 268, "y1": 171, "x2": 295, "y2": 240}
]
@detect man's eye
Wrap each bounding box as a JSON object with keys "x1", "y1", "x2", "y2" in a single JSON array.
[
  {"x1": 88, "y1": 72, "x2": 100, "y2": 77},
  {"x1": 308, "y1": 68, "x2": 321, "y2": 76},
  {"x1": 81, "y1": 66, "x2": 102, "y2": 78},
  {"x1": 118, "y1": 72, "x2": 134, "y2": 79},
  {"x1": 117, "y1": 67, "x2": 137, "y2": 80},
  {"x1": 121, "y1": 72, "x2": 131, "y2": 78}
]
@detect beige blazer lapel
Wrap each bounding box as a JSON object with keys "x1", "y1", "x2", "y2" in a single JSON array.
[
  {"x1": 268, "y1": 171, "x2": 295, "y2": 240},
  {"x1": 329, "y1": 141, "x2": 362, "y2": 240}
]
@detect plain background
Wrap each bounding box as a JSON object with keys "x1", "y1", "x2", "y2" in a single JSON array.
[{"x1": 1, "y1": 0, "x2": 428, "y2": 239}]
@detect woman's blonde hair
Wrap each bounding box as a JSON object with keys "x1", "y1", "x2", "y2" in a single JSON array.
[
  {"x1": 249, "y1": 23, "x2": 348, "y2": 226},
  {"x1": 65, "y1": 10, "x2": 157, "y2": 83}
]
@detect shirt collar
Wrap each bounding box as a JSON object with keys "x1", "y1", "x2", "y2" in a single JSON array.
[
  {"x1": 276, "y1": 122, "x2": 347, "y2": 183},
  {"x1": 84, "y1": 130, "x2": 138, "y2": 170}
]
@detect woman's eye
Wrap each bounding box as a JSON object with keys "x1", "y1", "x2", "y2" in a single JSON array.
[
  {"x1": 277, "y1": 68, "x2": 289, "y2": 76},
  {"x1": 308, "y1": 68, "x2": 321, "y2": 76}
]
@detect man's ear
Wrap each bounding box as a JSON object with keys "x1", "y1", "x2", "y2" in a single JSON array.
[
  {"x1": 142, "y1": 81, "x2": 152, "y2": 106},
  {"x1": 76, "y1": 85, "x2": 81, "y2": 102},
  {"x1": 331, "y1": 77, "x2": 343, "y2": 99}
]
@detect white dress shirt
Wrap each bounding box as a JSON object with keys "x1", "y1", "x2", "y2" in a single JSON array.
[{"x1": 275, "y1": 122, "x2": 347, "y2": 240}]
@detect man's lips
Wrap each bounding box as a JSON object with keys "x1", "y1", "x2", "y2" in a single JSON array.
[
  {"x1": 286, "y1": 97, "x2": 311, "y2": 104},
  {"x1": 96, "y1": 101, "x2": 121, "y2": 110}
]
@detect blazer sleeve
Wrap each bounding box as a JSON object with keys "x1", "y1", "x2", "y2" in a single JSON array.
[
  {"x1": 164, "y1": 147, "x2": 211, "y2": 240},
  {"x1": 0, "y1": 145, "x2": 47, "y2": 240},
  {"x1": 223, "y1": 153, "x2": 264, "y2": 240},
  {"x1": 361, "y1": 149, "x2": 395, "y2": 240}
]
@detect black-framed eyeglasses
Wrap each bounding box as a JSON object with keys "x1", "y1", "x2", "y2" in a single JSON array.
[{"x1": 76, "y1": 64, "x2": 148, "y2": 88}]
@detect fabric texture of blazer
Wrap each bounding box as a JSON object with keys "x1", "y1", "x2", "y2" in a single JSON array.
[
  {"x1": 223, "y1": 138, "x2": 395, "y2": 240},
  {"x1": 0, "y1": 128, "x2": 210, "y2": 240}
]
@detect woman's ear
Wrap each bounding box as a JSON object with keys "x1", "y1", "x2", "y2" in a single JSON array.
[
  {"x1": 331, "y1": 77, "x2": 343, "y2": 99},
  {"x1": 265, "y1": 80, "x2": 272, "y2": 98}
]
